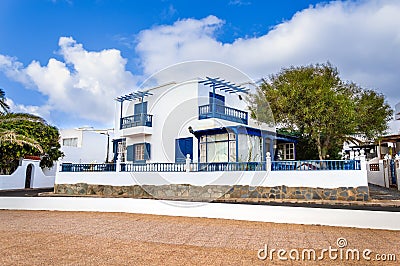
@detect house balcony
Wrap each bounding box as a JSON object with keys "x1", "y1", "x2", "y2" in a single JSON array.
[
  {"x1": 198, "y1": 104, "x2": 248, "y2": 125},
  {"x1": 120, "y1": 114, "x2": 153, "y2": 129}
]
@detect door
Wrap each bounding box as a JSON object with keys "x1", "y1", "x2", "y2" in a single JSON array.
[
  {"x1": 175, "y1": 137, "x2": 193, "y2": 163},
  {"x1": 209, "y1": 92, "x2": 225, "y2": 114},
  {"x1": 25, "y1": 164, "x2": 33, "y2": 189},
  {"x1": 134, "y1": 102, "x2": 148, "y2": 123}
]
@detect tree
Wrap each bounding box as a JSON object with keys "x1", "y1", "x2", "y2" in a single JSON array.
[
  {"x1": 0, "y1": 90, "x2": 63, "y2": 174},
  {"x1": 0, "y1": 88, "x2": 9, "y2": 114},
  {"x1": 250, "y1": 63, "x2": 393, "y2": 160}
]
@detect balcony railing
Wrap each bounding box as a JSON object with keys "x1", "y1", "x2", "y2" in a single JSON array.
[
  {"x1": 199, "y1": 104, "x2": 248, "y2": 125},
  {"x1": 120, "y1": 114, "x2": 153, "y2": 129}
]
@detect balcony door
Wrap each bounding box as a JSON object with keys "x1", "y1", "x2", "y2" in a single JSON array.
[
  {"x1": 134, "y1": 102, "x2": 147, "y2": 123},
  {"x1": 209, "y1": 92, "x2": 225, "y2": 114}
]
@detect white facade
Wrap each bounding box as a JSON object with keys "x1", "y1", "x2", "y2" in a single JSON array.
[
  {"x1": 60, "y1": 128, "x2": 113, "y2": 163},
  {"x1": 113, "y1": 78, "x2": 279, "y2": 164}
]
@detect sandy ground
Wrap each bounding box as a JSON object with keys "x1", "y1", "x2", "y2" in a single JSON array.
[{"x1": 0, "y1": 210, "x2": 399, "y2": 265}]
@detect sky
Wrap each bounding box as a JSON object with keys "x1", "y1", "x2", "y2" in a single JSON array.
[{"x1": 0, "y1": 0, "x2": 399, "y2": 132}]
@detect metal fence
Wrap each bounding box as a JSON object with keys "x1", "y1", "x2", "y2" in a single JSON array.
[
  {"x1": 60, "y1": 159, "x2": 361, "y2": 172},
  {"x1": 60, "y1": 163, "x2": 116, "y2": 172},
  {"x1": 271, "y1": 160, "x2": 361, "y2": 171},
  {"x1": 121, "y1": 162, "x2": 186, "y2": 172}
]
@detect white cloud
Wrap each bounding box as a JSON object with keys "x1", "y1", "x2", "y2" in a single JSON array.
[
  {"x1": 0, "y1": 37, "x2": 136, "y2": 125},
  {"x1": 5, "y1": 98, "x2": 51, "y2": 119},
  {"x1": 135, "y1": 1, "x2": 400, "y2": 109}
]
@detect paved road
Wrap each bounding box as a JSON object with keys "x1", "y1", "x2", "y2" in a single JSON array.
[{"x1": 0, "y1": 210, "x2": 398, "y2": 265}]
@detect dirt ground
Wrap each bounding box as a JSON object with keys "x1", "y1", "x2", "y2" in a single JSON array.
[{"x1": 0, "y1": 210, "x2": 399, "y2": 265}]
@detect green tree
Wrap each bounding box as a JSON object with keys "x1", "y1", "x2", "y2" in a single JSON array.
[
  {"x1": 250, "y1": 63, "x2": 393, "y2": 160},
  {"x1": 0, "y1": 90, "x2": 63, "y2": 174}
]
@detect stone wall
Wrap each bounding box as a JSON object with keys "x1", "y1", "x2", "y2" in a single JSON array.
[{"x1": 54, "y1": 183, "x2": 369, "y2": 201}]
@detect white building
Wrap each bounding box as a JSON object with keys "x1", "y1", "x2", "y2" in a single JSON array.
[
  {"x1": 60, "y1": 128, "x2": 113, "y2": 164},
  {"x1": 112, "y1": 77, "x2": 296, "y2": 165}
]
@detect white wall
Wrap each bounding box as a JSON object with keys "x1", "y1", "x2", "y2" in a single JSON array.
[
  {"x1": 367, "y1": 160, "x2": 389, "y2": 187},
  {"x1": 0, "y1": 159, "x2": 55, "y2": 190},
  {"x1": 56, "y1": 169, "x2": 368, "y2": 189},
  {"x1": 60, "y1": 129, "x2": 111, "y2": 163},
  {"x1": 1, "y1": 197, "x2": 399, "y2": 230}
]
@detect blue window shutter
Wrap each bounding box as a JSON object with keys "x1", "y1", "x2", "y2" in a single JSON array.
[
  {"x1": 126, "y1": 145, "x2": 134, "y2": 162},
  {"x1": 144, "y1": 143, "x2": 151, "y2": 160}
]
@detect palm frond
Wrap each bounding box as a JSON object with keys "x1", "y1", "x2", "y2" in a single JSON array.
[
  {"x1": 0, "y1": 112, "x2": 46, "y2": 124},
  {"x1": 0, "y1": 129, "x2": 43, "y2": 153}
]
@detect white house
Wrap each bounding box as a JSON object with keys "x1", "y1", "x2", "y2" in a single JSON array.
[
  {"x1": 112, "y1": 77, "x2": 296, "y2": 165},
  {"x1": 60, "y1": 128, "x2": 113, "y2": 164},
  {"x1": 55, "y1": 64, "x2": 369, "y2": 202}
]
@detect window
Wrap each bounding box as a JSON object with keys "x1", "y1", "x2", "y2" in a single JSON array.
[
  {"x1": 126, "y1": 143, "x2": 150, "y2": 163},
  {"x1": 118, "y1": 139, "x2": 126, "y2": 162},
  {"x1": 199, "y1": 133, "x2": 236, "y2": 163},
  {"x1": 278, "y1": 143, "x2": 295, "y2": 160},
  {"x1": 62, "y1": 138, "x2": 78, "y2": 147},
  {"x1": 135, "y1": 144, "x2": 144, "y2": 161}
]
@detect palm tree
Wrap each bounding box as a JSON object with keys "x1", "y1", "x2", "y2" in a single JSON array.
[
  {"x1": 0, "y1": 89, "x2": 43, "y2": 153},
  {"x1": 0, "y1": 88, "x2": 9, "y2": 114}
]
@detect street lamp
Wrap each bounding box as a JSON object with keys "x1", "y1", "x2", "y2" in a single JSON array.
[{"x1": 100, "y1": 132, "x2": 110, "y2": 163}]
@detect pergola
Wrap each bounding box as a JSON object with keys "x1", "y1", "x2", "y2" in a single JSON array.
[{"x1": 116, "y1": 90, "x2": 153, "y2": 120}]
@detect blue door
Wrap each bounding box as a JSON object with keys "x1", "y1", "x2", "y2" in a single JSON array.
[
  {"x1": 175, "y1": 137, "x2": 193, "y2": 163},
  {"x1": 134, "y1": 102, "x2": 147, "y2": 123},
  {"x1": 209, "y1": 92, "x2": 225, "y2": 114}
]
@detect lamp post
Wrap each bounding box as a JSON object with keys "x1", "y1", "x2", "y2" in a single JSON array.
[{"x1": 100, "y1": 132, "x2": 110, "y2": 163}]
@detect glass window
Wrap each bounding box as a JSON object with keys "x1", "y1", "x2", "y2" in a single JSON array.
[
  {"x1": 215, "y1": 133, "x2": 228, "y2": 141},
  {"x1": 135, "y1": 144, "x2": 144, "y2": 161},
  {"x1": 118, "y1": 140, "x2": 126, "y2": 162},
  {"x1": 62, "y1": 138, "x2": 78, "y2": 147},
  {"x1": 278, "y1": 143, "x2": 295, "y2": 160},
  {"x1": 200, "y1": 143, "x2": 207, "y2": 163}
]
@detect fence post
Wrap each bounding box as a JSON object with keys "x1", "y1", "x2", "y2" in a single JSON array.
[
  {"x1": 360, "y1": 149, "x2": 366, "y2": 171},
  {"x1": 185, "y1": 154, "x2": 191, "y2": 172},
  {"x1": 354, "y1": 150, "x2": 360, "y2": 161},
  {"x1": 116, "y1": 154, "x2": 121, "y2": 173},
  {"x1": 56, "y1": 160, "x2": 63, "y2": 172},
  {"x1": 266, "y1": 152, "x2": 271, "y2": 171}
]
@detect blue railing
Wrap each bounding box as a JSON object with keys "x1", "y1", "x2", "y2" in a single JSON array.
[
  {"x1": 120, "y1": 114, "x2": 153, "y2": 129},
  {"x1": 195, "y1": 162, "x2": 266, "y2": 171},
  {"x1": 199, "y1": 104, "x2": 248, "y2": 125},
  {"x1": 60, "y1": 160, "x2": 361, "y2": 172},
  {"x1": 61, "y1": 163, "x2": 116, "y2": 172},
  {"x1": 121, "y1": 162, "x2": 187, "y2": 172},
  {"x1": 271, "y1": 160, "x2": 361, "y2": 171}
]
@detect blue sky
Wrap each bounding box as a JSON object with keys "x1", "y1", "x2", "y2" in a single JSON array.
[{"x1": 0, "y1": 0, "x2": 399, "y2": 132}]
